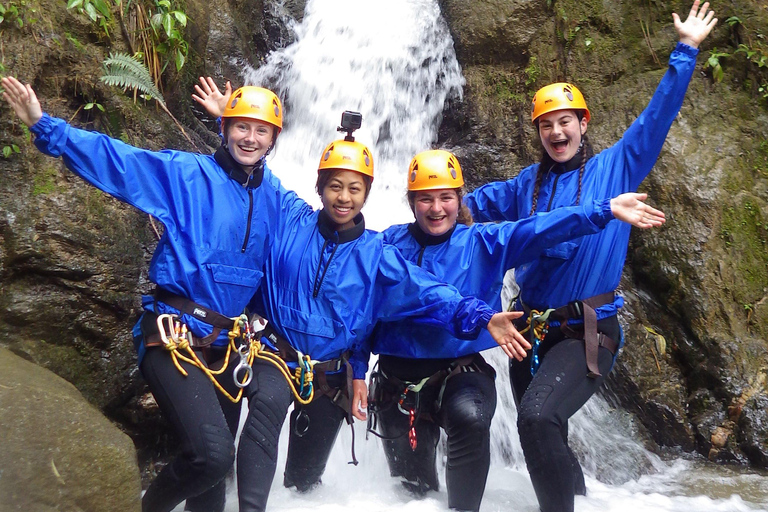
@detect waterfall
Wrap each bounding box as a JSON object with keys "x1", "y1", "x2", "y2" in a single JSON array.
[{"x1": 209, "y1": 1, "x2": 768, "y2": 510}]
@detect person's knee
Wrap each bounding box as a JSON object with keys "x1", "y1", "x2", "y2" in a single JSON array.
[
  {"x1": 516, "y1": 382, "x2": 559, "y2": 439},
  {"x1": 191, "y1": 423, "x2": 236, "y2": 485}
]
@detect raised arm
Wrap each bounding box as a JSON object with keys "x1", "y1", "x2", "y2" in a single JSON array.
[
  {"x1": 2, "y1": 77, "x2": 206, "y2": 223},
  {"x1": 464, "y1": 173, "x2": 525, "y2": 222}
]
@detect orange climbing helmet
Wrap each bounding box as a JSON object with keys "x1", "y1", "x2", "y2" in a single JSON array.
[
  {"x1": 318, "y1": 139, "x2": 374, "y2": 181},
  {"x1": 531, "y1": 82, "x2": 590, "y2": 124},
  {"x1": 407, "y1": 150, "x2": 464, "y2": 191},
  {"x1": 223, "y1": 86, "x2": 283, "y2": 133}
]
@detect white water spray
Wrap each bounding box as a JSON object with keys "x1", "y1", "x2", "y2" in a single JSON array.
[{"x1": 209, "y1": 1, "x2": 768, "y2": 510}]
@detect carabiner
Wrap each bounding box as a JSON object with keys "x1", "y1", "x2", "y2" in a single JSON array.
[
  {"x1": 234, "y1": 343, "x2": 253, "y2": 388},
  {"x1": 156, "y1": 313, "x2": 180, "y2": 346}
]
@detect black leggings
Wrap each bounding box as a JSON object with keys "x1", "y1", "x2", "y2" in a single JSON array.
[
  {"x1": 377, "y1": 360, "x2": 496, "y2": 512},
  {"x1": 138, "y1": 342, "x2": 241, "y2": 512},
  {"x1": 509, "y1": 315, "x2": 620, "y2": 512},
  {"x1": 283, "y1": 372, "x2": 348, "y2": 491},
  {"x1": 233, "y1": 360, "x2": 294, "y2": 512}
]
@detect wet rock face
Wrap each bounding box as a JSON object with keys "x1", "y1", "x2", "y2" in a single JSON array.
[
  {"x1": 438, "y1": 0, "x2": 768, "y2": 467},
  {"x1": 0, "y1": 348, "x2": 141, "y2": 511}
]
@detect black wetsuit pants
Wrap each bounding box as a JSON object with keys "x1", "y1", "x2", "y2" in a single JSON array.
[
  {"x1": 138, "y1": 343, "x2": 241, "y2": 512},
  {"x1": 509, "y1": 315, "x2": 620, "y2": 512},
  {"x1": 378, "y1": 362, "x2": 496, "y2": 512},
  {"x1": 283, "y1": 372, "x2": 348, "y2": 491}
]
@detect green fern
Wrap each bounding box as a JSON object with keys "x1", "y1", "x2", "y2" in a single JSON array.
[{"x1": 100, "y1": 52, "x2": 165, "y2": 105}]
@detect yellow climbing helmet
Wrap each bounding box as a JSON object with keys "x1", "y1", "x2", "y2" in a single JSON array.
[
  {"x1": 318, "y1": 140, "x2": 374, "y2": 181},
  {"x1": 407, "y1": 150, "x2": 464, "y2": 191},
  {"x1": 223, "y1": 86, "x2": 283, "y2": 133},
  {"x1": 531, "y1": 82, "x2": 591, "y2": 124}
]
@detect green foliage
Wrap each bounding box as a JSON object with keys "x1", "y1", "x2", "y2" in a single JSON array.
[
  {"x1": 2, "y1": 144, "x2": 20, "y2": 159},
  {"x1": 100, "y1": 52, "x2": 165, "y2": 105},
  {"x1": 149, "y1": 0, "x2": 188, "y2": 72},
  {"x1": 0, "y1": 0, "x2": 36, "y2": 29},
  {"x1": 66, "y1": 0, "x2": 113, "y2": 37},
  {"x1": 705, "y1": 49, "x2": 730, "y2": 83},
  {"x1": 524, "y1": 56, "x2": 540, "y2": 88}
]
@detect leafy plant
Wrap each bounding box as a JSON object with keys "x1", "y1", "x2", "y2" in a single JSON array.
[
  {"x1": 0, "y1": 0, "x2": 32, "y2": 29},
  {"x1": 150, "y1": 0, "x2": 188, "y2": 72},
  {"x1": 66, "y1": 0, "x2": 113, "y2": 37},
  {"x1": 705, "y1": 49, "x2": 730, "y2": 83},
  {"x1": 100, "y1": 52, "x2": 198, "y2": 149},
  {"x1": 2, "y1": 144, "x2": 21, "y2": 158}
]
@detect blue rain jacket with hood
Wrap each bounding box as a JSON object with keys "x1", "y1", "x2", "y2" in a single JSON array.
[
  {"x1": 251, "y1": 194, "x2": 498, "y2": 380},
  {"x1": 29, "y1": 114, "x2": 291, "y2": 362},
  {"x1": 463, "y1": 43, "x2": 699, "y2": 323},
  {"x1": 373, "y1": 200, "x2": 615, "y2": 359}
]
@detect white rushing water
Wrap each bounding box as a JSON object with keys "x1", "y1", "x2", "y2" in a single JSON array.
[{"x1": 208, "y1": 0, "x2": 768, "y2": 510}]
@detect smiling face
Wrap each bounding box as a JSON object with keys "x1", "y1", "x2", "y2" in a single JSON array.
[
  {"x1": 537, "y1": 109, "x2": 588, "y2": 163},
  {"x1": 225, "y1": 117, "x2": 275, "y2": 169},
  {"x1": 413, "y1": 189, "x2": 460, "y2": 236},
  {"x1": 320, "y1": 170, "x2": 368, "y2": 231}
]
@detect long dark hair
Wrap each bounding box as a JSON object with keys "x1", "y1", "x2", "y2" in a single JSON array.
[
  {"x1": 407, "y1": 188, "x2": 474, "y2": 227},
  {"x1": 529, "y1": 112, "x2": 594, "y2": 216}
]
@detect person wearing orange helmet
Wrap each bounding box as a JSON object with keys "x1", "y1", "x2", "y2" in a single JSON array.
[
  {"x1": 462, "y1": 3, "x2": 717, "y2": 511},
  {"x1": 1, "y1": 75, "x2": 294, "y2": 512},
  {"x1": 366, "y1": 149, "x2": 665, "y2": 511},
  {"x1": 191, "y1": 90, "x2": 532, "y2": 511}
]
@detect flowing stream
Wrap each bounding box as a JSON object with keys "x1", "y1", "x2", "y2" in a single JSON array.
[{"x1": 208, "y1": 0, "x2": 768, "y2": 509}]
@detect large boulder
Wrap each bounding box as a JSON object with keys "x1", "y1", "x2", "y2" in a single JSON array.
[{"x1": 0, "y1": 347, "x2": 141, "y2": 511}]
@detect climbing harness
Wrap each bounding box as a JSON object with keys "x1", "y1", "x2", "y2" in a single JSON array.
[
  {"x1": 367, "y1": 355, "x2": 480, "y2": 450},
  {"x1": 154, "y1": 312, "x2": 250, "y2": 403},
  {"x1": 518, "y1": 292, "x2": 620, "y2": 378}
]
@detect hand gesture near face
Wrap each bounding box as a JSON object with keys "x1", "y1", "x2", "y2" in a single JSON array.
[
  {"x1": 674, "y1": 0, "x2": 718, "y2": 49},
  {"x1": 192, "y1": 76, "x2": 232, "y2": 118}
]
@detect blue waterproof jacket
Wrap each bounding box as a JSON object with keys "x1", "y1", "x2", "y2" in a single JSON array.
[
  {"x1": 464, "y1": 43, "x2": 699, "y2": 321},
  {"x1": 373, "y1": 200, "x2": 614, "y2": 359},
  {"x1": 252, "y1": 196, "x2": 498, "y2": 379},
  {"x1": 30, "y1": 114, "x2": 291, "y2": 361}
]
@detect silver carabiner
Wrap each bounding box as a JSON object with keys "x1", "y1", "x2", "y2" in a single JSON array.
[
  {"x1": 156, "y1": 313, "x2": 180, "y2": 346},
  {"x1": 234, "y1": 343, "x2": 253, "y2": 389}
]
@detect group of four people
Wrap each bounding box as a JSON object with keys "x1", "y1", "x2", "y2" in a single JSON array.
[{"x1": 2, "y1": 2, "x2": 716, "y2": 511}]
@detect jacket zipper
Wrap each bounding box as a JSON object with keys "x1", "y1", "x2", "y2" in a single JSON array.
[
  {"x1": 545, "y1": 174, "x2": 560, "y2": 212},
  {"x1": 313, "y1": 239, "x2": 340, "y2": 298},
  {"x1": 241, "y1": 188, "x2": 254, "y2": 253}
]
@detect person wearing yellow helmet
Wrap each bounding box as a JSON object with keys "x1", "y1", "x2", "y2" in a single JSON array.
[
  {"x1": 366, "y1": 149, "x2": 665, "y2": 511},
  {"x1": 462, "y1": 3, "x2": 717, "y2": 511},
  {"x1": 191, "y1": 94, "x2": 531, "y2": 511},
  {"x1": 1, "y1": 74, "x2": 293, "y2": 512}
]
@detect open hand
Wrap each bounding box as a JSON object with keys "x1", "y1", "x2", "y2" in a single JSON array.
[
  {"x1": 673, "y1": 1, "x2": 717, "y2": 49},
  {"x1": 192, "y1": 76, "x2": 231, "y2": 118},
  {"x1": 487, "y1": 311, "x2": 531, "y2": 361},
  {"x1": 610, "y1": 192, "x2": 666, "y2": 229},
  {"x1": 2, "y1": 76, "x2": 43, "y2": 127}
]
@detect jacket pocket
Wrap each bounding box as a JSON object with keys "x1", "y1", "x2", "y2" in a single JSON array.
[
  {"x1": 544, "y1": 241, "x2": 578, "y2": 260},
  {"x1": 209, "y1": 263, "x2": 264, "y2": 288},
  {"x1": 279, "y1": 304, "x2": 340, "y2": 339}
]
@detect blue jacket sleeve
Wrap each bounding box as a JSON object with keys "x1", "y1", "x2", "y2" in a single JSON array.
[
  {"x1": 374, "y1": 244, "x2": 496, "y2": 337},
  {"x1": 609, "y1": 43, "x2": 699, "y2": 191},
  {"x1": 478, "y1": 199, "x2": 614, "y2": 272},
  {"x1": 464, "y1": 175, "x2": 522, "y2": 222},
  {"x1": 30, "y1": 113, "x2": 199, "y2": 223}
]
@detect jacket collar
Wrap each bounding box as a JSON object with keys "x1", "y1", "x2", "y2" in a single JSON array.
[
  {"x1": 407, "y1": 222, "x2": 456, "y2": 247},
  {"x1": 541, "y1": 146, "x2": 585, "y2": 175},
  {"x1": 318, "y1": 209, "x2": 366, "y2": 243},
  {"x1": 214, "y1": 146, "x2": 265, "y2": 188}
]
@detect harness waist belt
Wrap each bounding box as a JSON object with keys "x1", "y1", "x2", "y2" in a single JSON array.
[
  {"x1": 525, "y1": 292, "x2": 618, "y2": 378},
  {"x1": 154, "y1": 288, "x2": 234, "y2": 330}
]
